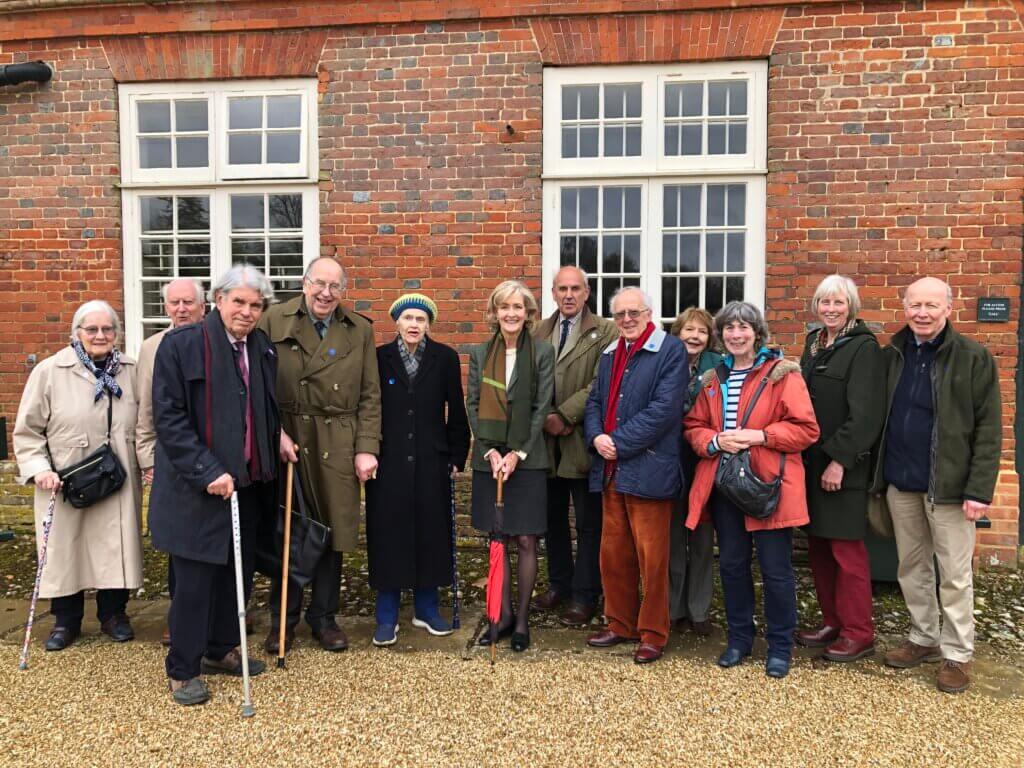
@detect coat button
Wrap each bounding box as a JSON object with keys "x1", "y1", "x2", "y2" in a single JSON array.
[
  {"x1": 407, "y1": 409, "x2": 414, "y2": 416},
  {"x1": 291, "y1": 345, "x2": 299, "y2": 351},
  {"x1": 333, "y1": 383, "x2": 339, "y2": 390},
  {"x1": 325, "y1": 418, "x2": 332, "y2": 424},
  {"x1": 407, "y1": 455, "x2": 414, "y2": 462},
  {"x1": 300, "y1": 380, "x2": 307, "y2": 386},
  {"x1": 322, "y1": 451, "x2": 329, "y2": 460},
  {"x1": 408, "y1": 432, "x2": 414, "y2": 439}
]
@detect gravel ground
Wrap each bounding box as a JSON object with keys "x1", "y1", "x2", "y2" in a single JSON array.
[{"x1": 1, "y1": 640, "x2": 1022, "y2": 768}]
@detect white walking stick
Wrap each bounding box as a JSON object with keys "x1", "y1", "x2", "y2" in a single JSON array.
[
  {"x1": 19, "y1": 487, "x2": 58, "y2": 671},
  {"x1": 230, "y1": 491, "x2": 254, "y2": 718}
]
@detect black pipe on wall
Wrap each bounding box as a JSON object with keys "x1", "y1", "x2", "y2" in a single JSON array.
[{"x1": 0, "y1": 62, "x2": 52, "y2": 87}]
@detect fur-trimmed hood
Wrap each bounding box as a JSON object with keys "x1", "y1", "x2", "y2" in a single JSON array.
[{"x1": 700, "y1": 351, "x2": 800, "y2": 388}]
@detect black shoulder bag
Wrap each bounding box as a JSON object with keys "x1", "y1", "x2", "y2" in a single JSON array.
[
  {"x1": 714, "y1": 364, "x2": 785, "y2": 520},
  {"x1": 254, "y1": 470, "x2": 331, "y2": 587},
  {"x1": 55, "y1": 394, "x2": 127, "y2": 509}
]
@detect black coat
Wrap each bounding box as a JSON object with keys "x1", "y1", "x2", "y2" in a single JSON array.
[
  {"x1": 800, "y1": 322, "x2": 886, "y2": 540},
  {"x1": 149, "y1": 313, "x2": 280, "y2": 565},
  {"x1": 364, "y1": 338, "x2": 471, "y2": 590}
]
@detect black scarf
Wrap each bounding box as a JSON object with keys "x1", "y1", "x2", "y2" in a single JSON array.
[{"x1": 202, "y1": 310, "x2": 278, "y2": 486}]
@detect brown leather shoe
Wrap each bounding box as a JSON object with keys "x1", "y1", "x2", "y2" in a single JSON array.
[
  {"x1": 884, "y1": 639, "x2": 942, "y2": 669},
  {"x1": 691, "y1": 618, "x2": 714, "y2": 637},
  {"x1": 531, "y1": 589, "x2": 567, "y2": 612},
  {"x1": 936, "y1": 659, "x2": 971, "y2": 694},
  {"x1": 633, "y1": 643, "x2": 664, "y2": 664},
  {"x1": 673, "y1": 618, "x2": 692, "y2": 633},
  {"x1": 263, "y1": 626, "x2": 295, "y2": 655},
  {"x1": 313, "y1": 623, "x2": 349, "y2": 652},
  {"x1": 161, "y1": 626, "x2": 171, "y2": 647},
  {"x1": 796, "y1": 625, "x2": 839, "y2": 648},
  {"x1": 560, "y1": 602, "x2": 595, "y2": 627},
  {"x1": 823, "y1": 636, "x2": 875, "y2": 663},
  {"x1": 586, "y1": 630, "x2": 639, "y2": 648}
]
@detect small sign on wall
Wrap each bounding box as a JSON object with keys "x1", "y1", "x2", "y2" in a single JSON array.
[{"x1": 977, "y1": 297, "x2": 1011, "y2": 323}]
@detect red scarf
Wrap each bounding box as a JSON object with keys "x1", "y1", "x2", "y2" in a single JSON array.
[{"x1": 603, "y1": 321, "x2": 656, "y2": 477}]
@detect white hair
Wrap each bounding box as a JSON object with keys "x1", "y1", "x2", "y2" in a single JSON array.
[
  {"x1": 161, "y1": 278, "x2": 206, "y2": 305},
  {"x1": 811, "y1": 275, "x2": 862, "y2": 318},
  {"x1": 902, "y1": 280, "x2": 953, "y2": 307},
  {"x1": 303, "y1": 257, "x2": 348, "y2": 292},
  {"x1": 609, "y1": 286, "x2": 653, "y2": 313},
  {"x1": 70, "y1": 300, "x2": 121, "y2": 343},
  {"x1": 209, "y1": 264, "x2": 275, "y2": 304},
  {"x1": 552, "y1": 265, "x2": 590, "y2": 285}
]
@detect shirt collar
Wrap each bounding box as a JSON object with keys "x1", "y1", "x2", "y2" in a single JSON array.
[
  {"x1": 559, "y1": 311, "x2": 581, "y2": 328},
  {"x1": 225, "y1": 328, "x2": 247, "y2": 347}
]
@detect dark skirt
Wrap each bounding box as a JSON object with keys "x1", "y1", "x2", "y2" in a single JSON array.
[{"x1": 471, "y1": 469, "x2": 547, "y2": 536}]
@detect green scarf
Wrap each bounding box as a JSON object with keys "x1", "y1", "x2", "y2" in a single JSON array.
[{"x1": 476, "y1": 330, "x2": 536, "y2": 453}]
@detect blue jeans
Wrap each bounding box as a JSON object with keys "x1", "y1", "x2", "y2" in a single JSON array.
[
  {"x1": 375, "y1": 588, "x2": 441, "y2": 626},
  {"x1": 711, "y1": 493, "x2": 797, "y2": 659}
]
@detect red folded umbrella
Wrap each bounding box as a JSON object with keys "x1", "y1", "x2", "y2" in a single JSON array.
[{"x1": 485, "y1": 472, "x2": 506, "y2": 664}]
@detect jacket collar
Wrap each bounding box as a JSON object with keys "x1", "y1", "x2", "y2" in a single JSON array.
[
  {"x1": 602, "y1": 327, "x2": 667, "y2": 355},
  {"x1": 382, "y1": 335, "x2": 438, "y2": 387},
  {"x1": 722, "y1": 346, "x2": 780, "y2": 370},
  {"x1": 536, "y1": 305, "x2": 599, "y2": 340},
  {"x1": 891, "y1": 322, "x2": 956, "y2": 354}
]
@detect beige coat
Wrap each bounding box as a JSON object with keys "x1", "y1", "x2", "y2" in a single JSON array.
[
  {"x1": 13, "y1": 346, "x2": 144, "y2": 598},
  {"x1": 134, "y1": 327, "x2": 169, "y2": 471}
]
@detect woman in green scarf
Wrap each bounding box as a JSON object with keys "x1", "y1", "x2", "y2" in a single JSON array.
[{"x1": 468, "y1": 280, "x2": 555, "y2": 652}]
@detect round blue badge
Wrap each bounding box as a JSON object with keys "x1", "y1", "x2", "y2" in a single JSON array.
[
  {"x1": 388, "y1": 377, "x2": 396, "y2": 385},
  {"x1": 328, "y1": 348, "x2": 337, "y2": 357}
]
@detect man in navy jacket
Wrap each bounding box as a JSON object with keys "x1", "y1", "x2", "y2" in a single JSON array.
[{"x1": 584, "y1": 287, "x2": 687, "y2": 664}]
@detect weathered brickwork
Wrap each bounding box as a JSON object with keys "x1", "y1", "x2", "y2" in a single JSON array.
[{"x1": 0, "y1": 1, "x2": 1021, "y2": 564}]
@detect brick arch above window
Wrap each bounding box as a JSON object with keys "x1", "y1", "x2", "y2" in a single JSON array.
[
  {"x1": 529, "y1": 10, "x2": 785, "y2": 66},
  {"x1": 103, "y1": 30, "x2": 327, "y2": 82}
]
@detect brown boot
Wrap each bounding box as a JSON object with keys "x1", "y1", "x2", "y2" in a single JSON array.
[
  {"x1": 936, "y1": 659, "x2": 971, "y2": 694},
  {"x1": 263, "y1": 626, "x2": 295, "y2": 655},
  {"x1": 313, "y1": 623, "x2": 349, "y2": 652},
  {"x1": 884, "y1": 640, "x2": 942, "y2": 669}
]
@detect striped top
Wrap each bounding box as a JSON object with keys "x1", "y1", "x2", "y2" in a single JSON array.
[{"x1": 724, "y1": 367, "x2": 752, "y2": 429}]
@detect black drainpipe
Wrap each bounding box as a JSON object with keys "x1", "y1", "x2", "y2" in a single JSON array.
[{"x1": 0, "y1": 61, "x2": 52, "y2": 86}]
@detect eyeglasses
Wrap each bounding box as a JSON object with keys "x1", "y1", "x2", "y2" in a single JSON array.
[
  {"x1": 306, "y1": 278, "x2": 343, "y2": 296},
  {"x1": 79, "y1": 326, "x2": 116, "y2": 337},
  {"x1": 612, "y1": 308, "x2": 649, "y2": 322}
]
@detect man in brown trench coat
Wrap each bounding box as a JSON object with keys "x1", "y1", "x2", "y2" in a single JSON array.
[{"x1": 258, "y1": 257, "x2": 382, "y2": 652}]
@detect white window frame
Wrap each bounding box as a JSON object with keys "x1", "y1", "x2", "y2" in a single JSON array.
[
  {"x1": 541, "y1": 62, "x2": 768, "y2": 320},
  {"x1": 119, "y1": 79, "x2": 318, "y2": 185}
]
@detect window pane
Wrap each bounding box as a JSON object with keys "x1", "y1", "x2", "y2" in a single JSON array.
[
  {"x1": 561, "y1": 126, "x2": 577, "y2": 158},
  {"x1": 681, "y1": 124, "x2": 701, "y2": 155},
  {"x1": 729, "y1": 123, "x2": 747, "y2": 154},
  {"x1": 602, "y1": 235, "x2": 621, "y2": 272},
  {"x1": 586, "y1": 278, "x2": 598, "y2": 314},
  {"x1": 175, "y1": 100, "x2": 208, "y2": 132},
  {"x1": 664, "y1": 124, "x2": 679, "y2": 156},
  {"x1": 561, "y1": 87, "x2": 577, "y2": 120},
  {"x1": 708, "y1": 123, "x2": 726, "y2": 155},
  {"x1": 578, "y1": 235, "x2": 597, "y2": 273},
  {"x1": 604, "y1": 125, "x2": 624, "y2": 157},
  {"x1": 229, "y1": 133, "x2": 262, "y2": 164},
  {"x1": 139, "y1": 137, "x2": 171, "y2": 168},
  {"x1": 560, "y1": 188, "x2": 577, "y2": 229},
  {"x1": 662, "y1": 277, "x2": 677, "y2": 316},
  {"x1": 267, "y1": 95, "x2": 301, "y2": 128},
  {"x1": 141, "y1": 196, "x2": 173, "y2": 233},
  {"x1": 625, "y1": 84, "x2": 641, "y2": 118},
  {"x1": 269, "y1": 194, "x2": 302, "y2": 229},
  {"x1": 622, "y1": 234, "x2": 640, "y2": 272},
  {"x1": 681, "y1": 84, "x2": 703, "y2": 117},
  {"x1": 680, "y1": 186, "x2": 701, "y2": 227},
  {"x1": 680, "y1": 233, "x2": 700, "y2": 272},
  {"x1": 603, "y1": 188, "x2": 622, "y2": 229},
  {"x1": 177, "y1": 196, "x2": 209, "y2": 231},
  {"x1": 708, "y1": 83, "x2": 728, "y2": 116},
  {"x1": 727, "y1": 185, "x2": 746, "y2": 226},
  {"x1": 665, "y1": 84, "x2": 682, "y2": 119},
  {"x1": 601, "y1": 279, "x2": 621, "y2": 317},
  {"x1": 578, "y1": 85, "x2": 599, "y2": 120},
  {"x1": 579, "y1": 126, "x2": 599, "y2": 158},
  {"x1": 231, "y1": 238, "x2": 265, "y2": 258},
  {"x1": 726, "y1": 276, "x2": 745, "y2": 303},
  {"x1": 176, "y1": 136, "x2": 208, "y2": 168},
  {"x1": 141, "y1": 239, "x2": 173, "y2": 276},
  {"x1": 268, "y1": 238, "x2": 304, "y2": 274},
  {"x1": 663, "y1": 187, "x2": 678, "y2": 228},
  {"x1": 706, "y1": 276, "x2": 725, "y2": 314},
  {"x1": 624, "y1": 187, "x2": 641, "y2": 228},
  {"x1": 662, "y1": 234, "x2": 677, "y2": 271},
  {"x1": 604, "y1": 84, "x2": 625, "y2": 119},
  {"x1": 578, "y1": 188, "x2": 598, "y2": 229},
  {"x1": 231, "y1": 195, "x2": 265, "y2": 230},
  {"x1": 138, "y1": 101, "x2": 170, "y2": 133},
  {"x1": 707, "y1": 186, "x2": 726, "y2": 226},
  {"x1": 560, "y1": 235, "x2": 577, "y2": 266},
  {"x1": 679, "y1": 277, "x2": 700, "y2": 313},
  {"x1": 625, "y1": 125, "x2": 641, "y2": 156},
  {"x1": 267, "y1": 132, "x2": 300, "y2": 164},
  {"x1": 229, "y1": 97, "x2": 262, "y2": 129},
  {"x1": 142, "y1": 282, "x2": 166, "y2": 316},
  {"x1": 706, "y1": 233, "x2": 724, "y2": 272},
  {"x1": 178, "y1": 241, "x2": 211, "y2": 277},
  {"x1": 727, "y1": 233, "x2": 745, "y2": 271},
  {"x1": 729, "y1": 82, "x2": 748, "y2": 115}
]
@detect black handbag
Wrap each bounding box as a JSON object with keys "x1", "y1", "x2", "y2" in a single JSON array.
[
  {"x1": 714, "y1": 364, "x2": 785, "y2": 521},
  {"x1": 255, "y1": 470, "x2": 331, "y2": 587},
  {"x1": 54, "y1": 394, "x2": 127, "y2": 509}
]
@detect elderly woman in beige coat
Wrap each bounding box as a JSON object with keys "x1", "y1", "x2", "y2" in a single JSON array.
[{"x1": 14, "y1": 300, "x2": 144, "y2": 652}]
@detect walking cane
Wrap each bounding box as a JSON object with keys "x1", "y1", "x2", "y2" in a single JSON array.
[
  {"x1": 18, "y1": 487, "x2": 58, "y2": 671},
  {"x1": 449, "y1": 472, "x2": 460, "y2": 630},
  {"x1": 230, "y1": 491, "x2": 254, "y2": 718},
  {"x1": 277, "y1": 458, "x2": 296, "y2": 669}
]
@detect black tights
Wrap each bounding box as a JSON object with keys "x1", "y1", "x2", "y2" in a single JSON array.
[{"x1": 498, "y1": 534, "x2": 538, "y2": 635}]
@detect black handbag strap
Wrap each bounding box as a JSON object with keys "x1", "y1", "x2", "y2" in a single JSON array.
[
  {"x1": 736, "y1": 361, "x2": 786, "y2": 473},
  {"x1": 103, "y1": 391, "x2": 113, "y2": 444}
]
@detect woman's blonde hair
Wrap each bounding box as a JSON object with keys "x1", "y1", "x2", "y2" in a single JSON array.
[
  {"x1": 669, "y1": 306, "x2": 716, "y2": 346},
  {"x1": 484, "y1": 280, "x2": 539, "y2": 334},
  {"x1": 811, "y1": 275, "x2": 861, "y2": 319}
]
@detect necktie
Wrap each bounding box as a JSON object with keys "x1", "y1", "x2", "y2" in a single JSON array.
[
  {"x1": 234, "y1": 341, "x2": 255, "y2": 469},
  {"x1": 558, "y1": 318, "x2": 571, "y2": 354},
  {"x1": 314, "y1": 320, "x2": 326, "y2": 339}
]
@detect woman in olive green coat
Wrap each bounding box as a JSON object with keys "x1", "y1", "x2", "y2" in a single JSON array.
[{"x1": 797, "y1": 275, "x2": 885, "y2": 662}]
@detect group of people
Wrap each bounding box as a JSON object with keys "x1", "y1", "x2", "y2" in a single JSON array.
[{"x1": 13, "y1": 259, "x2": 1000, "y2": 705}]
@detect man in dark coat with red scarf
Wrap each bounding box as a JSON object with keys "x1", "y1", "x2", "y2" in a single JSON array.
[
  {"x1": 150, "y1": 265, "x2": 280, "y2": 706},
  {"x1": 583, "y1": 287, "x2": 687, "y2": 665}
]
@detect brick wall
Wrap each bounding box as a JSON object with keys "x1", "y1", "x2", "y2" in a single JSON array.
[{"x1": 0, "y1": 1, "x2": 1021, "y2": 565}]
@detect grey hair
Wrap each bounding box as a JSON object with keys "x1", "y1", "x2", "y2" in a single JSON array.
[
  {"x1": 552, "y1": 265, "x2": 589, "y2": 285},
  {"x1": 714, "y1": 301, "x2": 770, "y2": 350},
  {"x1": 208, "y1": 264, "x2": 275, "y2": 304},
  {"x1": 609, "y1": 286, "x2": 653, "y2": 314},
  {"x1": 303, "y1": 257, "x2": 348, "y2": 293},
  {"x1": 161, "y1": 278, "x2": 206, "y2": 305},
  {"x1": 811, "y1": 275, "x2": 862, "y2": 319},
  {"x1": 70, "y1": 300, "x2": 121, "y2": 343}
]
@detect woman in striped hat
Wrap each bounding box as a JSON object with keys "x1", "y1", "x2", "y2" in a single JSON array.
[{"x1": 364, "y1": 293, "x2": 471, "y2": 647}]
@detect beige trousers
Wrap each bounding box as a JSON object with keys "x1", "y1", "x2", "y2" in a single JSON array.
[{"x1": 887, "y1": 488, "x2": 975, "y2": 662}]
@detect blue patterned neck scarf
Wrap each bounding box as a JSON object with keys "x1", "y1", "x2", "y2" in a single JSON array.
[
  {"x1": 71, "y1": 340, "x2": 123, "y2": 401},
  {"x1": 397, "y1": 335, "x2": 426, "y2": 380}
]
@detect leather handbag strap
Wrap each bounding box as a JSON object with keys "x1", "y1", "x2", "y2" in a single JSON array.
[{"x1": 736, "y1": 360, "x2": 786, "y2": 474}]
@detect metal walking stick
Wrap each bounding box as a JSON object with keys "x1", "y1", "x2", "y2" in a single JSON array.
[
  {"x1": 449, "y1": 471, "x2": 461, "y2": 630},
  {"x1": 19, "y1": 487, "x2": 58, "y2": 671},
  {"x1": 277, "y1": 459, "x2": 295, "y2": 669},
  {"x1": 230, "y1": 491, "x2": 254, "y2": 718}
]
